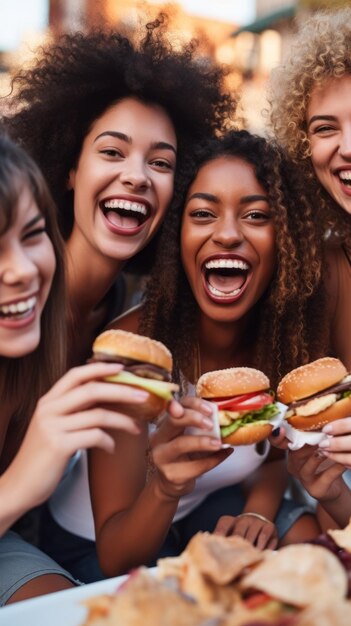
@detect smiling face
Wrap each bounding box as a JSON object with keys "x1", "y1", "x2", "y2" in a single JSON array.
[
  {"x1": 69, "y1": 97, "x2": 177, "y2": 261},
  {"x1": 181, "y1": 156, "x2": 276, "y2": 324},
  {"x1": 307, "y1": 75, "x2": 351, "y2": 214},
  {"x1": 0, "y1": 183, "x2": 56, "y2": 357}
]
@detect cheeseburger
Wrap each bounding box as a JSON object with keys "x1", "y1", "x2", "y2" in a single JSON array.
[
  {"x1": 196, "y1": 367, "x2": 279, "y2": 445},
  {"x1": 278, "y1": 357, "x2": 351, "y2": 431},
  {"x1": 92, "y1": 329, "x2": 179, "y2": 421}
]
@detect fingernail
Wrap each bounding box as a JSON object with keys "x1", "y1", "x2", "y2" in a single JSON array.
[
  {"x1": 134, "y1": 391, "x2": 150, "y2": 399},
  {"x1": 318, "y1": 439, "x2": 330, "y2": 449},
  {"x1": 221, "y1": 444, "x2": 232, "y2": 450},
  {"x1": 210, "y1": 438, "x2": 222, "y2": 448},
  {"x1": 202, "y1": 417, "x2": 214, "y2": 429},
  {"x1": 272, "y1": 428, "x2": 280, "y2": 437},
  {"x1": 322, "y1": 425, "x2": 332, "y2": 434},
  {"x1": 201, "y1": 402, "x2": 214, "y2": 416}
]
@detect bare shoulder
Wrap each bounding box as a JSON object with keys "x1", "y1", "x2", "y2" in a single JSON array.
[{"x1": 106, "y1": 304, "x2": 144, "y2": 334}]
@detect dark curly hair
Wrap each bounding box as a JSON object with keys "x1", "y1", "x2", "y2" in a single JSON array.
[
  {"x1": 3, "y1": 16, "x2": 235, "y2": 271},
  {"x1": 140, "y1": 130, "x2": 329, "y2": 390}
]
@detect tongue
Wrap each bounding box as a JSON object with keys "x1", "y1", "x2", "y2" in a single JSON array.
[
  {"x1": 106, "y1": 210, "x2": 140, "y2": 230},
  {"x1": 208, "y1": 272, "x2": 246, "y2": 294}
]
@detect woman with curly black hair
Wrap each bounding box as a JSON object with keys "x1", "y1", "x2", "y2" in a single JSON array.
[
  {"x1": 88, "y1": 130, "x2": 327, "y2": 577},
  {"x1": 2, "y1": 17, "x2": 236, "y2": 582}
]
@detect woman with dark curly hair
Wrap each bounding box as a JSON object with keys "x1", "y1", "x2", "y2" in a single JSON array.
[
  {"x1": 2, "y1": 17, "x2": 235, "y2": 582},
  {"x1": 268, "y1": 8, "x2": 351, "y2": 517},
  {"x1": 88, "y1": 130, "x2": 326, "y2": 577}
]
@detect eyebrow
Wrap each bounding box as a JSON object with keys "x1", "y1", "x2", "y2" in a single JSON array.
[
  {"x1": 186, "y1": 192, "x2": 268, "y2": 204},
  {"x1": 308, "y1": 115, "x2": 336, "y2": 128},
  {"x1": 94, "y1": 131, "x2": 177, "y2": 154},
  {"x1": 24, "y1": 214, "x2": 45, "y2": 230}
]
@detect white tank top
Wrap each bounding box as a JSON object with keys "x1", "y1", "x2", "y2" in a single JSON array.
[{"x1": 49, "y1": 384, "x2": 269, "y2": 539}]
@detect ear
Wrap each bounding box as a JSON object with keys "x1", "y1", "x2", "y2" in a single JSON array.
[{"x1": 67, "y1": 169, "x2": 76, "y2": 190}]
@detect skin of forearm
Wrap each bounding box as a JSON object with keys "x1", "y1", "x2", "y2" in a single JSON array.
[
  {"x1": 320, "y1": 482, "x2": 351, "y2": 529},
  {"x1": 243, "y1": 459, "x2": 288, "y2": 520},
  {"x1": 0, "y1": 469, "x2": 29, "y2": 536},
  {"x1": 95, "y1": 473, "x2": 180, "y2": 577}
]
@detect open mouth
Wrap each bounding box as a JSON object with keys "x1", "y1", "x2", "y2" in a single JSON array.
[
  {"x1": 202, "y1": 258, "x2": 251, "y2": 299},
  {"x1": 337, "y1": 170, "x2": 351, "y2": 188},
  {"x1": 0, "y1": 296, "x2": 37, "y2": 320},
  {"x1": 101, "y1": 199, "x2": 151, "y2": 230}
]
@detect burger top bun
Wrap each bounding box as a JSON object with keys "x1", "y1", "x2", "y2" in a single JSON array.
[
  {"x1": 93, "y1": 329, "x2": 172, "y2": 373},
  {"x1": 277, "y1": 357, "x2": 347, "y2": 404},
  {"x1": 196, "y1": 367, "x2": 270, "y2": 399}
]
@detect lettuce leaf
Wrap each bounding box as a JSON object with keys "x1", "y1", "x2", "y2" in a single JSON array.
[{"x1": 220, "y1": 403, "x2": 279, "y2": 438}]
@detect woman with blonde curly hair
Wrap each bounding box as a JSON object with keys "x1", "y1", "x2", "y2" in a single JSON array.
[
  {"x1": 87, "y1": 130, "x2": 325, "y2": 578},
  {"x1": 268, "y1": 8, "x2": 351, "y2": 526}
]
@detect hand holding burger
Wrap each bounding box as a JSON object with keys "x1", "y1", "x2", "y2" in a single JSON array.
[
  {"x1": 92, "y1": 330, "x2": 179, "y2": 421},
  {"x1": 278, "y1": 357, "x2": 351, "y2": 432},
  {"x1": 196, "y1": 367, "x2": 280, "y2": 445}
]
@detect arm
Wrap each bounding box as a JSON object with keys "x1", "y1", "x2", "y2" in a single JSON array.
[
  {"x1": 89, "y1": 396, "x2": 232, "y2": 577},
  {"x1": 214, "y1": 449, "x2": 287, "y2": 549},
  {"x1": 0, "y1": 362, "x2": 141, "y2": 537}
]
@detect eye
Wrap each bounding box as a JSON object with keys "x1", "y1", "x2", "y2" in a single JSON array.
[
  {"x1": 245, "y1": 209, "x2": 271, "y2": 222},
  {"x1": 150, "y1": 159, "x2": 174, "y2": 171},
  {"x1": 23, "y1": 226, "x2": 47, "y2": 241},
  {"x1": 189, "y1": 208, "x2": 215, "y2": 219},
  {"x1": 99, "y1": 147, "x2": 123, "y2": 158},
  {"x1": 311, "y1": 124, "x2": 336, "y2": 135}
]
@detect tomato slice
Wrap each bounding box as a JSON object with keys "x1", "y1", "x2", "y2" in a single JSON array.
[
  {"x1": 210, "y1": 392, "x2": 273, "y2": 412},
  {"x1": 244, "y1": 591, "x2": 272, "y2": 609}
]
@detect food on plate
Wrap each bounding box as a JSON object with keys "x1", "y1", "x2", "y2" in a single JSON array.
[
  {"x1": 196, "y1": 367, "x2": 279, "y2": 445},
  {"x1": 92, "y1": 329, "x2": 179, "y2": 420},
  {"x1": 80, "y1": 528, "x2": 351, "y2": 626},
  {"x1": 82, "y1": 568, "x2": 220, "y2": 626},
  {"x1": 277, "y1": 357, "x2": 351, "y2": 431},
  {"x1": 240, "y1": 543, "x2": 348, "y2": 608},
  {"x1": 310, "y1": 518, "x2": 351, "y2": 596}
]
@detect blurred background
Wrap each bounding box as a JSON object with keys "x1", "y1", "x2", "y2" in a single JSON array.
[{"x1": 0, "y1": 0, "x2": 349, "y2": 132}]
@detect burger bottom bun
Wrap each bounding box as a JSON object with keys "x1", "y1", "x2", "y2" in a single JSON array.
[
  {"x1": 287, "y1": 395, "x2": 351, "y2": 431},
  {"x1": 106, "y1": 380, "x2": 167, "y2": 422},
  {"x1": 221, "y1": 422, "x2": 272, "y2": 446}
]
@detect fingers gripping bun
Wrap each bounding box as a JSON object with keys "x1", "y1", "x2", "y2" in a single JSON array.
[
  {"x1": 221, "y1": 422, "x2": 272, "y2": 446},
  {"x1": 287, "y1": 395, "x2": 351, "y2": 431},
  {"x1": 196, "y1": 367, "x2": 270, "y2": 398},
  {"x1": 123, "y1": 393, "x2": 168, "y2": 421},
  {"x1": 93, "y1": 329, "x2": 172, "y2": 372},
  {"x1": 277, "y1": 358, "x2": 347, "y2": 404}
]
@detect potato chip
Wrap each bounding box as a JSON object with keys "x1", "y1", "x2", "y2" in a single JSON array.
[
  {"x1": 240, "y1": 544, "x2": 347, "y2": 607},
  {"x1": 328, "y1": 518, "x2": 351, "y2": 552}
]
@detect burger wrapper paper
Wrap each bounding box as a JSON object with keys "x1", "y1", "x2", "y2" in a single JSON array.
[{"x1": 283, "y1": 420, "x2": 332, "y2": 450}]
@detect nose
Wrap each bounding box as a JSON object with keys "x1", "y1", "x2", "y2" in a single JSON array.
[
  {"x1": 339, "y1": 125, "x2": 351, "y2": 160},
  {"x1": 1, "y1": 244, "x2": 38, "y2": 286},
  {"x1": 212, "y1": 215, "x2": 244, "y2": 249},
  {"x1": 119, "y1": 156, "x2": 151, "y2": 190}
]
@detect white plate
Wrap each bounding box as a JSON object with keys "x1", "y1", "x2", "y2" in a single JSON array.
[{"x1": 0, "y1": 570, "x2": 156, "y2": 626}]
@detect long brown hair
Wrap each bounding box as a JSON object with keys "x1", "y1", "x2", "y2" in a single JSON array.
[{"x1": 0, "y1": 134, "x2": 66, "y2": 428}]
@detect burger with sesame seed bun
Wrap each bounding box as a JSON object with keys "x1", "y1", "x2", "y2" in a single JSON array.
[
  {"x1": 92, "y1": 329, "x2": 179, "y2": 421},
  {"x1": 278, "y1": 357, "x2": 351, "y2": 432},
  {"x1": 196, "y1": 367, "x2": 279, "y2": 445}
]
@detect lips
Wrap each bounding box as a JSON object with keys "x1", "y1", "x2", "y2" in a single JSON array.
[
  {"x1": 100, "y1": 196, "x2": 152, "y2": 233},
  {"x1": 201, "y1": 256, "x2": 251, "y2": 303}
]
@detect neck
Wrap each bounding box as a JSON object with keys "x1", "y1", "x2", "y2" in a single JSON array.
[
  {"x1": 66, "y1": 227, "x2": 125, "y2": 320},
  {"x1": 197, "y1": 313, "x2": 256, "y2": 375}
]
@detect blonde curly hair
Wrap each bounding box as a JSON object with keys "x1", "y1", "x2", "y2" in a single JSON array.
[{"x1": 268, "y1": 8, "x2": 351, "y2": 244}]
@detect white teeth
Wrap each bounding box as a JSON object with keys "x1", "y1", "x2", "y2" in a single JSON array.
[
  {"x1": 205, "y1": 259, "x2": 249, "y2": 270},
  {"x1": 208, "y1": 284, "x2": 241, "y2": 297},
  {"x1": 339, "y1": 171, "x2": 351, "y2": 181},
  {"x1": 0, "y1": 296, "x2": 36, "y2": 316},
  {"x1": 104, "y1": 199, "x2": 148, "y2": 215}
]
